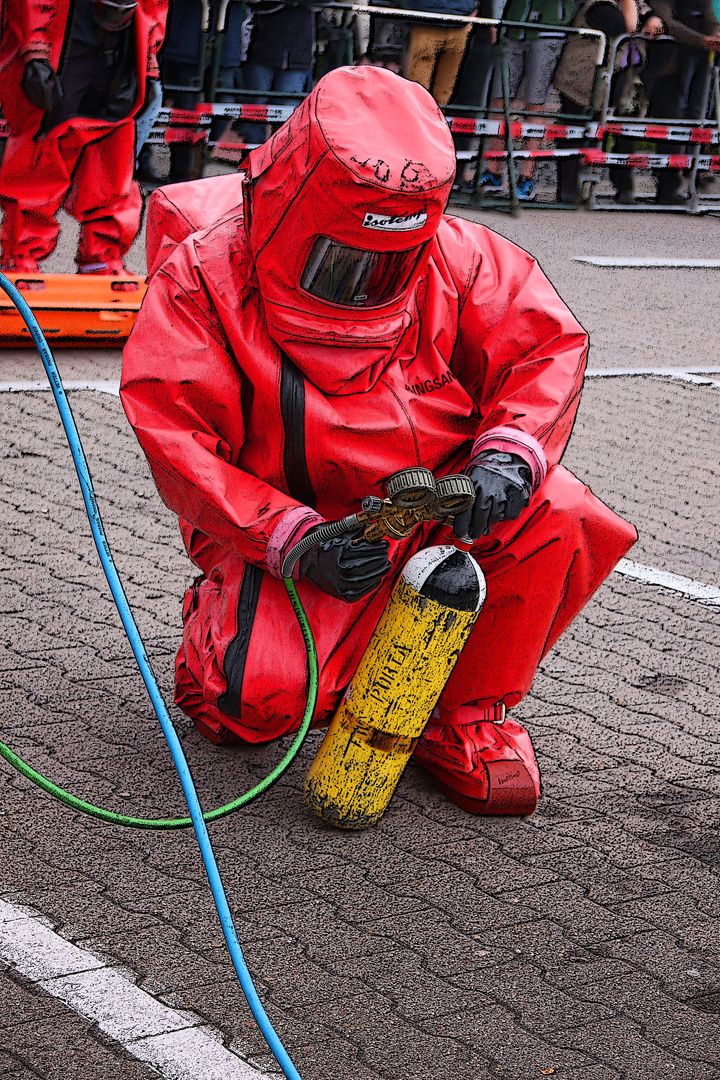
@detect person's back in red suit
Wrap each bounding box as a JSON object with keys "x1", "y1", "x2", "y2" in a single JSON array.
[
  {"x1": 0, "y1": 0, "x2": 168, "y2": 272},
  {"x1": 121, "y1": 67, "x2": 637, "y2": 816}
]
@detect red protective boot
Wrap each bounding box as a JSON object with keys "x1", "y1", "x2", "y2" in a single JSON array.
[
  {"x1": 1, "y1": 257, "x2": 41, "y2": 272},
  {"x1": 77, "y1": 259, "x2": 139, "y2": 291},
  {"x1": 77, "y1": 259, "x2": 133, "y2": 275},
  {"x1": 415, "y1": 704, "x2": 541, "y2": 816}
]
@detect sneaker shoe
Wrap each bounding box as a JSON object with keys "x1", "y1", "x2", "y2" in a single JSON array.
[
  {"x1": 478, "y1": 170, "x2": 503, "y2": 190},
  {"x1": 515, "y1": 178, "x2": 536, "y2": 201},
  {"x1": 615, "y1": 189, "x2": 636, "y2": 205},
  {"x1": 658, "y1": 191, "x2": 688, "y2": 207},
  {"x1": 655, "y1": 182, "x2": 688, "y2": 206},
  {"x1": 415, "y1": 703, "x2": 541, "y2": 816}
]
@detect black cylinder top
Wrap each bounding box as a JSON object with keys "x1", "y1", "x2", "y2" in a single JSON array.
[{"x1": 419, "y1": 549, "x2": 482, "y2": 612}]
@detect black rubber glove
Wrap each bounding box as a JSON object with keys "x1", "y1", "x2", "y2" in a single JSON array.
[
  {"x1": 452, "y1": 451, "x2": 532, "y2": 540},
  {"x1": 299, "y1": 530, "x2": 392, "y2": 603},
  {"x1": 21, "y1": 59, "x2": 62, "y2": 112}
]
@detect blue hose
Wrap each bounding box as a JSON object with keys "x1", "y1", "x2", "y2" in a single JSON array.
[{"x1": 0, "y1": 272, "x2": 303, "y2": 1080}]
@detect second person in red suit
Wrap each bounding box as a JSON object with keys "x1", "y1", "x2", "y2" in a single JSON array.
[{"x1": 0, "y1": 0, "x2": 168, "y2": 272}]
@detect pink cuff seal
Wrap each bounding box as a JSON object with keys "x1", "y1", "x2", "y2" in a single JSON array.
[
  {"x1": 266, "y1": 506, "x2": 326, "y2": 579},
  {"x1": 471, "y1": 426, "x2": 547, "y2": 493}
]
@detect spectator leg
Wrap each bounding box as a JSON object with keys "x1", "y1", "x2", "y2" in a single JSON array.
[
  {"x1": 262, "y1": 68, "x2": 312, "y2": 152},
  {"x1": 609, "y1": 141, "x2": 634, "y2": 198},
  {"x1": 134, "y1": 77, "x2": 164, "y2": 164},
  {"x1": 685, "y1": 50, "x2": 715, "y2": 196},
  {"x1": 405, "y1": 25, "x2": 445, "y2": 95},
  {"x1": 163, "y1": 60, "x2": 204, "y2": 183},
  {"x1": 451, "y1": 30, "x2": 495, "y2": 186},
  {"x1": 481, "y1": 99, "x2": 508, "y2": 178},
  {"x1": 482, "y1": 41, "x2": 524, "y2": 178},
  {"x1": 519, "y1": 38, "x2": 565, "y2": 181},
  {"x1": 273, "y1": 68, "x2": 313, "y2": 100},
  {"x1": 682, "y1": 46, "x2": 709, "y2": 118},
  {"x1": 432, "y1": 27, "x2": 472, "y2": 106},
  {"x1": 647, "y1": 45, "x2": 701, "y2": 202},
  {"x1": 241, "y1": 63, "x2": 276, "y2": 147},
  {"x1": 453, "y1": 29, "x2": 495, "y2": 107},
  {"x1": 556, "y1": 95, "x2": 588, "y2": 203},
  {"x1": 211, "y1": 66, "x2": 242, "y2": 149}
]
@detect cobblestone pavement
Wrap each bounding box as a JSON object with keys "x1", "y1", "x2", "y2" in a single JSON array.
[{"x1": 1, "y1": 208, "x2": 720, "y2": 1079}]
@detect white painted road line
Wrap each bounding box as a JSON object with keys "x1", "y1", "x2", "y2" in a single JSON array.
[
  {"x1": 0, "y1": 379, "x2": 120, "y2": 395},
  {"x1": 3, "y1": 371, "x2": 720, "y2": 394},
  {"x1": 0, "y1": 898, "x2": 268, "y2": 1080},
  {"x1": 574, "y1": 257, "x2": 720, "y2": 268},
  {"x1": 586, "y1": 366, "x2": 720, "y2": 376},
  {"x1": 585, "y1": 368, "x2": 720, "y2": 389},
  {"x1": 614, "y1": 559, "x2": 720, "y2": 609}
]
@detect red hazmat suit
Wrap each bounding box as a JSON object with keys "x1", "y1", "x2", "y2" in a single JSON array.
[
  {"x1": 0, "y1": 0, "x2": 168, "y2": 269},
  {"x1": 121, "y1": 68, "x2": 635, "y2": 802}
]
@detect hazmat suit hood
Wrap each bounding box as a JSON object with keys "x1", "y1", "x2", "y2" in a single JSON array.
[{"x1": 245, "y1": 65, "x2": 456, "y2": 395}]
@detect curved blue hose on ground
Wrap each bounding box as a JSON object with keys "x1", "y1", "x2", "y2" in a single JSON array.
[{"x1": 0, "y1": 272, "x2": 303, "y2": 1080}]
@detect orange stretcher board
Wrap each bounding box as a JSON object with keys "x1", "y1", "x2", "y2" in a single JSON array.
[{"x1": 0, "y1": 273, "x2": 147, "y2": 346}]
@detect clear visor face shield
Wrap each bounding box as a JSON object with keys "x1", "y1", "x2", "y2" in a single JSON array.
[
  {"x1": 92, "y1": 0, "x2": 138, "y2": 31},
  {"x1": 300, "y1": 236, "x2": 426, "y2": 309}
]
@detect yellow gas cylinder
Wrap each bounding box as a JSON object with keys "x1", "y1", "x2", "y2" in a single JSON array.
[{"x1": 305, "y1": 545, "x2": 486, "y2": 829}]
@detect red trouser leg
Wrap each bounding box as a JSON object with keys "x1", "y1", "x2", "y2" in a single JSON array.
[
  {"x1": 438, "y1": 465, "x2": 637, "y2": 711},
  {"x1": 0, "y1": 115, "x2": 139, "y2": 267},
  {"x1": 175, "y1": 465, "x2": 636, "y2": 744},
  {"x1": 0, "y1": 115, "x2": 71, "y2": 264},
  {"x1": 64, "y1": 121, "x2": 142, "y2": 268},
  {"x1": 175, "y1": 548, "x2": 404, "y2": 745}
]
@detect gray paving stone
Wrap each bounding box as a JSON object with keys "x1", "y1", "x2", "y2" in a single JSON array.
[
  {"x1": 424, "y1": 1001, "x2": 598, "y2": 1076},
  {"x1": 569, "y1": 970, "x2": 720, "y2": 1048},
  {"x1": 0, "y1": 1014, "x2": 161, "y2": 1080},
  {"x1": 591, "y1": 928, "x2": 720, "y2": 997},
  {"x1": 3, "y1": 223, "x2": 720, "y2": 1078},
  {"x1": 445, "y1": 957, "x2": 615, "y2": 1034},
  {"x1": 553, "y1": 1014, "x2": 720, "y2": 1079}
]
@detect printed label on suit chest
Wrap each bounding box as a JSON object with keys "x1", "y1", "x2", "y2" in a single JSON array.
[{"x1": 405, "y1": 370, "x2": 458, "y2": 396}]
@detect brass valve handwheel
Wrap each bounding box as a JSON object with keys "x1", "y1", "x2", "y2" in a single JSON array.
[
  {"x1": 385, "y1": 467, "x2": 437, "y2": 509},
  {"x1": 433, "y1": 474, "x2": 476, "y2": 515}
]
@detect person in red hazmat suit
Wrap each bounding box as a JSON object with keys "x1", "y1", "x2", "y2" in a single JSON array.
[
  {"x1": 0, "y1": 0, "x2": 168, "y2": 272},
  {"x1": 121, "y1": 65, "x2": 637, "y2": 817}
]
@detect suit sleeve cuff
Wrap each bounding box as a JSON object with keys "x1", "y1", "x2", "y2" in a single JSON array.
[
  {"x1": 266, "y1": 506, "x2": 325, "y2": 579},
  {"x1": 472, "y1": 426, "x2": 547, "y2": 492},
  {"x1": 21, "y1": 43, "x2": 52, "y2": 62}
]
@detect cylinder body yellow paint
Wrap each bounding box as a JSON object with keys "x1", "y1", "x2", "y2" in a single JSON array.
[{"x1": 305, "y1": 545, "x2": 486, "y2": 829}]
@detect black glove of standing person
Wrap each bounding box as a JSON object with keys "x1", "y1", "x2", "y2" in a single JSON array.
[
  {"x1": 21, "y1": 59, "x2": 62, "y2": 112},
  {"x1": 299, "y1": 530, "x2": 392, "y2": 603},
  {"x1": 452, "y1": 450, "x2": 532, "y2": 540}
]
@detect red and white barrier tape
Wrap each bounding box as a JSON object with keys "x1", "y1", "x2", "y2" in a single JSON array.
[
  {"x1": 483, "y1": 148, "x2": 720, "y2": 167},
  {"x1": 2, "y1": 107, "x2": 716, "y2": 145},
  {"x1": 154, "y1": 106, "x2": 720, "y2": 143},
  {"x1": 583, "y1": 149, "x2": 720, "y2": 168},
  {"x1": 599, "y1": 120, "x2": 718, "y2": 142},
  {"x1": 448, "y1": 116, "x2": 719, "y2": 141},
  {"x1": 158, "y1": 104, "x2": 296, "y2": 124}
]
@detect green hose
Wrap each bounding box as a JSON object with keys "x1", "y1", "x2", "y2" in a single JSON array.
[{"x1": 0, "y1": 578, "x2": 318, "y2": 829}]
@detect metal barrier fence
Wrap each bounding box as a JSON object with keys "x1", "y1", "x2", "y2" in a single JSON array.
[
  {"x1": 2, "y1": 5, "x2": 716, "y2": 213},
  {"x1": 151, "y1": 3, "x2": 720, "y2": 213},
  {"x1": 150, "y1": 3, "x2": 622, "y2": 212}
]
